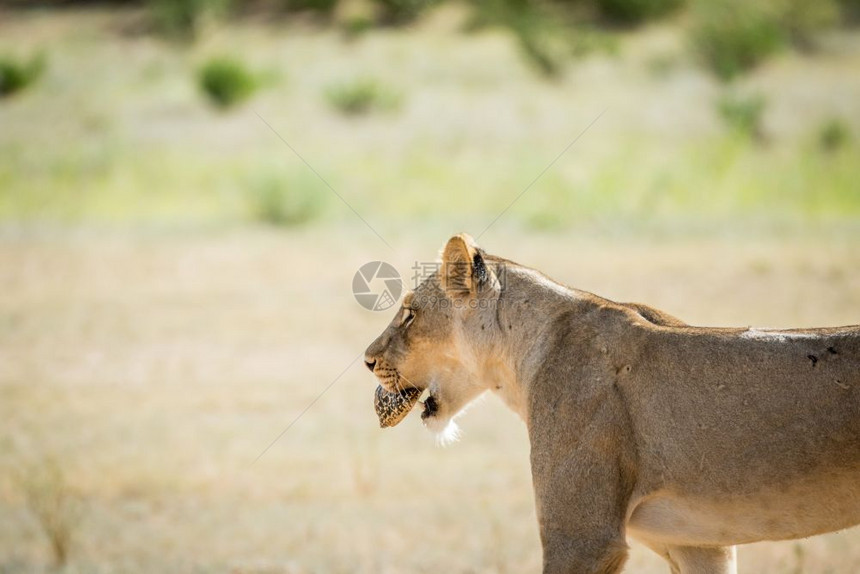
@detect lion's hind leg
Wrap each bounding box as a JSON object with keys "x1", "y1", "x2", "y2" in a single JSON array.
[{"x1": 645, "y1": 543, "x2": 736, "y2": 574}]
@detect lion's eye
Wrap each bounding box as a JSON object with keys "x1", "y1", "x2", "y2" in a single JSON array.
[{"x1": 402, "y1": 308, "x2": 415, "y2": 327}]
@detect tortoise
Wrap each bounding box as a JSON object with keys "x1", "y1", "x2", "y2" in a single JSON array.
[{"x1": 374, "y1": 385, "x2": 422, "y2": 428}]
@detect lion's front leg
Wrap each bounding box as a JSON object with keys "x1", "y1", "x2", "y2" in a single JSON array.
[
  {"x1": 540, "y1": 529, "x2": 629, "y2": 574},
  {"x1": 528, "y1": 359, "x2": 639, "y2": 574},
  {"x1": 531, "y1": 436, "x2": 635, "y2": 574}
]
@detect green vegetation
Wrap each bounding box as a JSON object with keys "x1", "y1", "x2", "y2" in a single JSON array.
[
  {"x1": 148, "y1": 0, "x2": 231, "y2": 39},
  {"x1": 841, "y1": 0, "x2": 860, "y2": 23},
  {"x1": 245, "y1": 170, "x2": 328, "y2": 226},
  {"x1": 717, "y1": 92, "x2": 767, "y2": 140},
  {"x1": 0, "y1": 53, "x2": 45, "y2": 98},
  {"x1": 690, "y1": 0, "x2": 785, "y2": 81},
  {"x1": 375, "y1": 0, "x2": 430, "y2": 24},
  {"x1": 4, "y1": 135, "x2": 858, "y2": 231},
  {"x1": 324, "y1": 77, "x2": 401, "y2": 115},
  {"x1": 780, "y1": 0, "x2": 839, "y2": 49},
  {"x1": 0, "y1": 6, "x2": 858, "y2": 231},
  {"x1": 594, "y1": 0, "x2": 685, "y2": 25},
  {"x1": 569, "y1": 26, "x2": 620, "y2": 59},
  {"x1": 282, "y1": 0, "x2": 339, "y2": 15},
  {"x1": 197, "y1": 56, "x2": 259, "y2": 109},
  {"x1": 468, "y1": 0, "x2": 567, "y2": 77},
  {"x1": 340, "y1": 15, "x2": 375, "y2": 38},
  {"x1": 689, "y1": 0, "x2": 844, "y2": 81},
  {"x1": 515, "y1": 136, "x2": 860, "y2": 232},
  {"x1": 131, "y1": 0, "x2": 850, "y2": 81},
  {"x1": 818, "y1": 118, "x2": 852, "y2": 152},
  {"x1": 516, "y1": 30, "x2": 563, "y2": 77}
]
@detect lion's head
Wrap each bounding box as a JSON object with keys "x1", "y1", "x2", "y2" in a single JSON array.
[{"x1": 364, "y1": 234, "x2": 506, "y2": 441}]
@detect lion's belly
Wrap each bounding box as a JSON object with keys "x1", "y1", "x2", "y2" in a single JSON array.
[{"x1": 626, "y1": 471, "x2": 860, "y2": 547}]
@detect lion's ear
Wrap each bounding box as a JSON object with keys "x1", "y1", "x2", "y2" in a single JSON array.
[{"x1": 440, "y1": 234, "x2": 498, "y2": 298}]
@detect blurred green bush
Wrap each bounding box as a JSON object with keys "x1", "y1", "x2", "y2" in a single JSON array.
[
  {"x1": 691, "y1": 0, "x2": 842, "y2": 81},
  {"x1": 246, "y1": 171, "x2": 328, "y2": 226},
  {"x1": 148, "y1": 0, "x2": 231, "y2": 38},
  {"x1": 516, "y1": 32, "x2": 563, "y2": 76},
  {"x1": 779, "y1": 0, "x2": 839, "y2": 49},
  {"x1": 374, "y1": 0, "x2": 430, "y2": 23},
  {"x1": 468, "y1": 0, "x2": 567, "y2": 77},
  {"x1": 691, "y1": 0, "x2": 785, "y2": 81},
  {"x1": 324, "y1": 77, "x2": 401, "y2": 115},
  {"x1": 717, "y1": 92, "x2": 767, "y2": 140},
  {"x1": 0, "y1": 53, "x2": 45, "y2": 98},
  {"x1": 838, "y1": 0, "x2": 860, "y2": 23},
  {"x1": 198, "y1": 56, "x2": 259, "y2": 109},
  {"x1": 136, "y1": 0, "x2": 852, "y2": 81},
  {"x1": 281, "y1": 0, "x2": 339, "y2": 15},
  {"x1": 819, "y1": 118, "x2": 852, "y2": 152},
  {"x1": 593, "y1": 0, "x2": 684, "y2": 24}
]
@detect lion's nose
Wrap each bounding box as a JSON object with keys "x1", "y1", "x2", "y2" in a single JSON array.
[{"x1": 364, "y1": 359, "x2": 377, "y2": 372}]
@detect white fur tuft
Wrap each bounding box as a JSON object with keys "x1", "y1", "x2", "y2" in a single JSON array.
[{"x1": 434, "y1": 420, "x2": 461, "y2": 446}]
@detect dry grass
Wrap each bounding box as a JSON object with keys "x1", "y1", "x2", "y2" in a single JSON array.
[{"x1": 1, "y1": 227, "x2": 859, "y2": 573}]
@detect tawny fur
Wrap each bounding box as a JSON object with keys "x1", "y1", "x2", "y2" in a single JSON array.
[{"x1": 365, "y1": 234, "x2": 860, "y2": 574}]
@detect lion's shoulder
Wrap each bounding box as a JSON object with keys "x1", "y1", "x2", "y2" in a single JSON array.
[{"x1": 621, "y1": 302, "x2": 688, "y2": 328}]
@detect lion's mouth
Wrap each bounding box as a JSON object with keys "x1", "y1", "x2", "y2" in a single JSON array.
[{"x1": 420, "y1": 395, "x2": 438, "y2": 420}]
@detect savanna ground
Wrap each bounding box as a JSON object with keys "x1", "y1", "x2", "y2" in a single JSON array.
[{"x1": 1, "y1": 4, "x2": 860, "y2": 573}]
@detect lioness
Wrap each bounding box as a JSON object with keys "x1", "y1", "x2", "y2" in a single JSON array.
[{"x1": 364, "y1": 234, "x2": 860, "y2": 574}]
